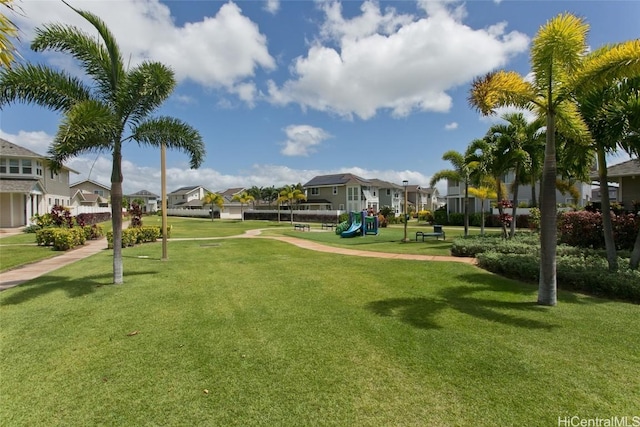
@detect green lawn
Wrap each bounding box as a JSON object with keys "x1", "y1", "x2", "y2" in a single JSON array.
[{"x1": 1, "y1": 236, "x2": 638, "y2": 426}]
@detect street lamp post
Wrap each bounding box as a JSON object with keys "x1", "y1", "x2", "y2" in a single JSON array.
[{"x1": 403, "y1": 180, "x2": 408, "y2": 242}]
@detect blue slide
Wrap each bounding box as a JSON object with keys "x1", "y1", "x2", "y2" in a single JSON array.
[{"x1": 340, "y1": 222, "x2": 362, "y2": 238}]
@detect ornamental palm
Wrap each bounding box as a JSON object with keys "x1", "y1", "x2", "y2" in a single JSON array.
[
  {"x1": 0, "y1": 0, "x2": 19, "y2": 68},
  {"x1": 468, "y1": 180, "x2": 498, "y2": 236},
  {"x1": 201, "y1": 192, "x2": 224, "y2": 222},
  {"x1": 231, "y1": 191, "x2": 255, "y2": 221},
  {"x1": 469, "y1": 13, "x2": 640, "y2": 305},
  {"x1": 429, "y1": 150, "x2": 472, "y2": 237},
  {"x1": 0, "y1": 5, "x2": 205, "y2": 284},
  {"x1": 277, "y1": 185, "x2": 306, "y2": 224}
]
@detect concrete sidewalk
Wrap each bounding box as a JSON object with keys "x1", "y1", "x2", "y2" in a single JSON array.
[
  {"x1": 0, "y1": 237, "x2": 108, "y2": 291},
  {"x1": 0, "y1": 227, "x2": 476, "y2": 292}
]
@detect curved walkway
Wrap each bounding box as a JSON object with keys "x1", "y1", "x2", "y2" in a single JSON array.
[{"x1": 0, "y1": 228, "x2": 475, "y2": 291}]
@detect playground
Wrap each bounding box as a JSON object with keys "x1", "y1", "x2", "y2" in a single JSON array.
[{"x1": 338, "y1": 210, "x2": 379, "y2": 238}]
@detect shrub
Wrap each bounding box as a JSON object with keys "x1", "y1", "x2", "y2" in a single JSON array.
[
  {"x1": 418, "y1": 210, "x2": 434, "y2": 223},
  {"x1": 76, "y1": 212, "x2": 111, "y2": 226},
  {"x1": 129, "y1": 203, "x2": 144, "y2": 228},
  {"x1": 36, "y1": 228, "x2": 57, "y2": 246},
  {"x1": 138, "y1": 226, "x2": 161, "y2": 243},
  {"x1": 82, "y1": 224, "x2": 104, "y2": 240},
  {"x1": 51, "y1": 205, "x2": 74, "y2": 228},
  {"x1": 558, "y1": 211, "x2": 639, "y2": 251}
]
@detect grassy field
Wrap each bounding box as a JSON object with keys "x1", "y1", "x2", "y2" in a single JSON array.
[{"x1": 1, "y1": 233, "x2": 638, "y2": 426}]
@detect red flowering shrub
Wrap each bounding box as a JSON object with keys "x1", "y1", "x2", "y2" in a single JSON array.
[{"x1": 558, "y1": 211, "x2": 639, "y2": 251}]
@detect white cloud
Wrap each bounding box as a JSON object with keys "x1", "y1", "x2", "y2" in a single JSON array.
[
  {"x1": 264, "y1": 0, "x2": 280, "y2": 14},
  {"x1": 445, "y1": 122, "x2": 458, "y2": 130},
  {"x1": 0, "y1": 129, "x2": 52, "y2": 155},
  {"x1": 14, "y1": 1, "x2": 275, "y2": 99},
  {"x1": 280, "y1": 125, "x2": 332, "y2": 157},
  {"x1": 268, "y1": 0, "x2": 528, "y2": 120},
  {"x1": 479, "y1": 106, "x2": 537, "y2": 124}
]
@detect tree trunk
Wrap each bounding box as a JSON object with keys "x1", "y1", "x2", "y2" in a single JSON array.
[
  {"x1": 495, "y1": 178, "x2": 507, "y2": 239},
  {"x1": 538, "y1": 112, "x2": 557, "y2": 306},
  {"x1": 597, "y1": 145, "x2": 618, "y2": 271},
  {"x1": 510, "y1": 173, "x2": 520, "y2": 239},
  {"x1": 630, "y1": 226, "x2": 640, "y2": 270},
  {"x1": 111, "y1": 145, "x2": 124, "y2": 284},
  {"x1": 463, "y1": 179, "x2": 469, "y2": 237},
  {"x1": 531, "y1": 181, "x2": 537, "y2": 208},
  {"x1": 480, "y1": 199, "x2": 485, "y2": 236}
]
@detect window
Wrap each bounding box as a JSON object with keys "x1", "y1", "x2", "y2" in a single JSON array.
[
  {"x1": 36, "y1": 161, "x2": 43, "y2": 176},
  {"x1": 0, "y1": 159, "x2": 5, "y2": 173},
  {"x1": 94, "y1": 190, "x2": 104, "y2": 197},
  {"x1": 9, "y1": 159, "x2": 19, "y2": 174},
  {"x1": 386, "y1": 189, "x2": 391, "y2": 196},
  {"x1": 339, "y1": 204, "x2": 345, "y2": 210},
  {"x1": 333, "y1": 186, "x2": 338, "y2": 195},
  {"x1": 55, "y1": 198, "x2": 60, "y2": 205},
  {"x1": 22, "y1": 159, "x2": 32, "y2": 174},
  {"x1": 310, "y1": 188, "x2": 319, "y2": 195},
  {"x1": 48, "y1": 198, "x2": 52, "y2": 205}
]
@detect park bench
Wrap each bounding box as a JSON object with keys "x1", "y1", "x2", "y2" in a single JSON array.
[
  {"x1": 294, "y1": 223, "x2": 310, "y2": 231},
  {"x1": 415, "y1": 225, "x2": 445, "y2": 241},
  {"x1": 321, "y1": 223, "x2": 336, "y2": 230}
]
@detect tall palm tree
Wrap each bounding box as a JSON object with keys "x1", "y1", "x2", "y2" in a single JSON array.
[
  {"x1": 0, "y1": 5, "x2": 205, "y2": 284},
  {"x1": 201, "y1": 192, "x2": 224, "y2": 221},
  {"x1": 469, "y1": 13, "x2": 640, "y2": 306},
  {"x1": 488, "y1": 113, "x2": 545, "y2": 238},
  {"x1": 246, "y1": 186, "x2": 262, "y2": 209},
  {"x1": 232, "y1": 191, "x2": 255, "y2": 221},
  {"x1": 577, "y1": 77, "x2": 640, "y2": 271},
  {"x1": 429, "y1": 150, "x2": 472, "y2": 237},
  {"x1": 277, "y1": 185, "x2": 306, "y2": 224},
  {"x1": 467, "y1": 180, "x2": 498, "y2": 236}
]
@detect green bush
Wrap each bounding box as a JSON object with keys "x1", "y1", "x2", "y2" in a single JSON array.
[
  {"x1": 106, "y1": 226, "x2": 163, "y2": 248},
  {"x1": 335, "y1": 221, "x2": 350, "y2": 235},
  {"x1": 82, "y1": 224, "x2": 104, "y2": 240},
  {"x1": 477, "y1": 251, "x2": 640, "y2": 303},
  {"x1": 138, "y1": 226, "x2": 161, "y2": 243}
]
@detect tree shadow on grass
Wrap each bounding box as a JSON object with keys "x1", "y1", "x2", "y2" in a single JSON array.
[
  {"x1": 367, "y1": 273, "x2": 563, "y2": 331},
  {"x1": 1, "y1": 271, "x2": 156, "y2": 306}
]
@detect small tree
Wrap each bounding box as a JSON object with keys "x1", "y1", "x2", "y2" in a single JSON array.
[
  {"x1": 232, "y1": 191, "x2": 255, "y2": 221},
  {"x1": 201, "y1": 192, "x2": 224, "y2": 221},
  {"x1": 468, "y1": 184, "x2": 497, "y2": 236},
  {"x1": 277, "y1": 185, "x2": 307, "y2": 224}
]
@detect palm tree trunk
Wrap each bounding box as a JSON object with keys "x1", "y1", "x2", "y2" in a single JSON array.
[
  {"x1": 463, "y1": 179, "x2": 469, "y2": 237},
  {"x1": 510, "y1": 174, "x2": 520, "y2": 239},
  {"x1": 630, "y1": 227, "x2": 640, "y2": 270},
  {"x1": 111, "y1": 146, "x2": 124, "y2": 284},
  {"x1": 495, "y1": 178, "x2": 507, "y2": 239},
  {"x1": 538, "y1": 111, "x2": 557, "y2": 306},
  {"x1": 531, "y1": 180, "x2": 537, "y2": 208},
  {"x1": 480, "y1": 199, "x2": 485, "y2": 236},
  {"x1": 597, "y1": 145, "x2": 618, "y2": 271}
]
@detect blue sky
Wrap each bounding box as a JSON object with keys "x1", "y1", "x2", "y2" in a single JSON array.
[{"x1": 1, "y1": 0, "x2": 638, "y2": 195}]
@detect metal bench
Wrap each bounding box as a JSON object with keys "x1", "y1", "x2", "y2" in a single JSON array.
[
  {"x1": 294, "y1": 223, "x2": 310, "y2": 231},
  {"x1": 321, "y1": 223, "x2": 336, "y2": 230},
  {"x1": 415, "y1": 225, "x2": 445, "y2": 241}
]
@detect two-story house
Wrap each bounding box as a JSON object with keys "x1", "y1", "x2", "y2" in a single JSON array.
[
  {"x1": 370, "y1": 179, "x2": 404, "y2": 214},
  {"x1": 590, "y1": 159, "x2": 640, "y2": 212},
  {"x1": 444, "y1": 170, "x2": 592, "y2": 215},
  {"x1": 127, "y1": 190, "x2": 159, "y2": 213},
  {"x1": 0, "y1": 139, "x2": 77, "y2": 227},
  {"x1": 167, "y1": 185, "x2": 211, "y2": 209},
  {"x1": 70, "y1": 179, "x2": 111, "y2": 207},
  {"x1": 302, "y1": 174, "x2": 381, "y2": 213},
  {"x1": 406, "y1": 185, "x2": 440, "y2": 212}
]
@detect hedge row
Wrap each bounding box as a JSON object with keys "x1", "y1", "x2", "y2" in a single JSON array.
[
  {"x1": 76, "y1": 212, "x2": 111, "y2": 226},
  {"x1": 106, "y1": 226, "x2": 167, "y2": 249},
  {"x1": 433, "y1": 210, "x2": 531, "y2": 228},
  {"x1": 558, "y1": 211, "x2": 639, "y2": 251},
  {"x1": 476, "y1": 252, "x2": 640, "y2": 303}
]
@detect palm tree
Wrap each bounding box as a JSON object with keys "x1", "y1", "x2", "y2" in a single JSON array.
[
  {"x1": 277, "y1": 185, "x2": 307, "y2": 224},
  {"x1": 0, "y1": 5, "x2": 205, "y2": 284},
  {"x1": 261, "y1": 186, "x2": 279, "y2": 208},
  {"x1": 577, "y1": 77, "x2": 640, "y2": 271},
  {"x1": 467, "y1": 180, "x2": 498, "y2": 236},
  {"x1": 246, "y1": 186, "x2": 262, "y2": 209},
  {"x1": 232, "y1": 191, "x2": 255, "y2": 221},
  {"x1": 488, "y1": 113, "x2": 545, "y2": 238},
  {"x1": 469, "y1": 12, "x2": 640, "y2": 305},
  {"x1": 201, "y1": 192, "x2": 224, "y2": 221},
  {"x1": 465, "y1": 136, "x2": 512, "y2": 238},
  {"x1": 429, "y1": 150, "x2": 472, "y2": 237}
]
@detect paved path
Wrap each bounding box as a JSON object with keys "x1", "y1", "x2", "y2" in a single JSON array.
[{"x1": 0, "y1": 228, "x2": 475, "y2": 291}]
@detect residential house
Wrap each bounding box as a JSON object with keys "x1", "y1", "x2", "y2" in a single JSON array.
[
  {"x1": 0, "y1": 139, "x2": 77, "y2": 227},
  {"x1": 167, "y1": 185, "x2": 211, "y2": 209},
  {"x1": 444, "y1": 170, "x2": 592, "y2": 215},
  {"x1": 218, "y1": 187, "x2": 247, "y2": 217},
  {"x1": 302, "y1": 174, "x2": 382, "y2": 213},
  {"x1": 591, "y1": 185, "x2": 619, "y2": 204},
  {"x1": 590, "y1": 159, "x2": 640, "y2": 212},
  {"x1": 70, "y1": 179, "x2": 111, "y2": 205},
  {"x1": 370, "y1": 179, "x2": 404, "y2": 214},
  {"x1": 406, "y1": 185, "x2": 440, "y2": 212},
  {"x1": 70, "y1": 190, "x2": 106, "y2": 208},
  {"x1": 127, "y1": 190, "x2": 159, "y2": 213}
]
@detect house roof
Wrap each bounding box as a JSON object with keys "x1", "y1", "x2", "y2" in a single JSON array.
[
  {"x1": 304, "y1": 173, "x2": 370, "y2": 187},
  {"x1": 0, "y1": 138, "x2": 79, "y2": 173},
  {"x1": 175, "y1": 199, "x2": 204, "y2": 207},
  {"x1": 369, "y1": 179, "x2": 400, "y2": 189},
  {"x1": 220, "y1": 187, "x2": 245, "y2": 197},
  {"x1": 169, "y1": 185, "x2": 211, "y2": 195},
  {"x1": 70, "y1": 179, "x2": 111, "y2": 191},
  {"x1": 128, "y1": 189, "x2": 159, "y2": 198},
  {"x1": 0, "y1": 178, "x2": 45, "y2": 194},
  {"x1": 591, "y1": 159, "x2": 640, "y2": 179},
  {"x1": 72, "y1": 189, "x2": 102, "y2": 203},
  {"x1": 0, "y1": 138, "x2": 43, "y2": 159}
]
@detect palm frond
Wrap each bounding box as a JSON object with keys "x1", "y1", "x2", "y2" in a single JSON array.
[
  {"x1": 119, "y1": 61, "x2": 176, "y2": 124},
  {"x1": 531, "y1": 13, "x2": 589, "y2": 91},
  {"x1": 131, "y1": 116, "x2": 205, "y2": 169},
  {"x1": 468, "y1": 71, "x2": 537, "y2": 115},
  {"x1": 573, "y1": 40, "x2": 640, "y2": 95},
  {"x1": 429, "y1": 170, "x2": 460, "y2": 188},
  {"x1": 48, "y1": 99, "x2": 116, "y2": 170},
  {"x1": 0, "y1": 63, "x2": 91, "y2": 110}
]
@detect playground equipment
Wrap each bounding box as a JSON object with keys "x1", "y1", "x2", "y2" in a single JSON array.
[{"x1": 340, "y1": 211, "x2": 379, "y2": 238}]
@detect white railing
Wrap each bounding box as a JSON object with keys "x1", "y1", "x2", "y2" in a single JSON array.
[{"x1": 68, "y1": 206, "x2": 112, "y2": 216}]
